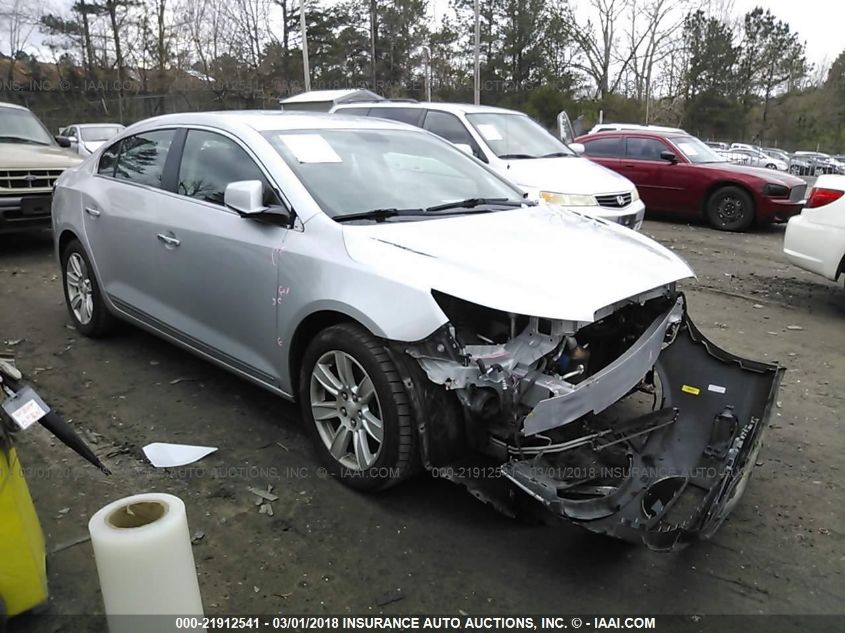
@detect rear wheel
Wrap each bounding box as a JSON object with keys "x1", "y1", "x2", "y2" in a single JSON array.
[
  {"x1": 299, "y1": 323, "x2": 418, "y2": 491},
  {"x1": 706, "y1": 186, "x2": 755, "y2": 232},
  {"x1": 60, "y1": 239, "x2": 117, "y2": 337},
  {"x1": 765, "y1": 163, "x2": 776, "y2": 170},
  {"x1": 788, "y1": 164, "x2": 801, "y2": 175}
]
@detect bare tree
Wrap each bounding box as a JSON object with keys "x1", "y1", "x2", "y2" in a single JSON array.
[
  {"x1": 566, "y1": 0, "x2": 631, "y2": 100},
  {"x1": 0, "y1": 0, "x2": 44, "y2": 85}
]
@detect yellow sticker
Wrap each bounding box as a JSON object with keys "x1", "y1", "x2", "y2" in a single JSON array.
[{"x1": 681, "y1": 385, "x2": 701, "y2": 396}]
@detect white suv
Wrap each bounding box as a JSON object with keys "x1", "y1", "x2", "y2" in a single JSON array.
[{"x1": 331, "y1": 101, "x2": 645, "y2": 230}]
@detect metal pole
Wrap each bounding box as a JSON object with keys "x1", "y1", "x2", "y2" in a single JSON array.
[
  {"x1": 300, "y1": 0, "x2": 311, "y2": 92},
  {"x1": 369, "y1": 0, "x2": 377, "y2": 91},
  {"x1": 473, "y1": 0, "x2": 480, "y2": 105},
  {"x1": 423, "y1": 46, "x2": 431, "y2": 101}
]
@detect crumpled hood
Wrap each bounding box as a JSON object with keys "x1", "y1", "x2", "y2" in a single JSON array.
[
  {"x1": 503, "y1": 156, "x2": 635, "y2": 195},
  {"x1": 342, "y1": 204, "x2": 693, "y2": 323},
  {"x1": 0, "y1": 143, "x2": 82, "y2": 169}
]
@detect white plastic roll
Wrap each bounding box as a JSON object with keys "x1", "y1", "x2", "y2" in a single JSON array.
[{"x1": 88, "y1": 492, "x2": 203, "y2": 633}]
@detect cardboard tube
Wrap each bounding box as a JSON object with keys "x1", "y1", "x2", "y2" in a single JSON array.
[{"x1": 88, "y1": 493, "x2": 203, "y2": 632}]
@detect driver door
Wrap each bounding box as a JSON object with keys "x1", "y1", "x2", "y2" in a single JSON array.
[{"x1": 153, "y1": 129, "x2": 292, "y2": 386}]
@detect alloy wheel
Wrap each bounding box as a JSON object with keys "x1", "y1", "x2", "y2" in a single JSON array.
[
  {"x1": 309, "y1": 350, "x2": 384, "y2": 471},
  {"x1": 66, "y1": 252, "x2": 94, "y2": 325}
]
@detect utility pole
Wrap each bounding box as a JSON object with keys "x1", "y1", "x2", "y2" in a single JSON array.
[
  {"x1": 473, "y1": 0, "x2": 480, "y2": 105},
  {"x1": 369, "y1": 0, "x2": 377, "y2": 91},
  {"x1": 300, "y1": 0, "x2": 311, "y2": 92},
  {"x1": 422, "y1": 46, "x2": 431, "y2": 101}
]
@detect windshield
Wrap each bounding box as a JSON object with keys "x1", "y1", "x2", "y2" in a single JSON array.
[
  {"x1": 671, "y1": 136, "x2": 725, "y2": 164},
  {"x1": 80, "y1": 126, "x2": 123, "y2": 142},
  {"x1": 465, "y1": 113, "x2": 574, "y2": 159},
  {"x1": 264, "y1": 128, "x2": 524, "y2": 219},
  {"x1": 0, "y1": 107, "x2": 54, "y2": 145}
]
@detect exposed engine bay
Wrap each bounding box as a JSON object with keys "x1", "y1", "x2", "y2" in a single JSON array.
[{"x1": 393, "y1": 287, "x2": 783, "y2": 551}]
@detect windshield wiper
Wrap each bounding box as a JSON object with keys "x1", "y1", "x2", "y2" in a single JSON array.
[
  {"x1": 541, "y1": 151, "x2": 573, "y2": 158},
  {"x1": 333, "y1": 207, "x2": 425, "y2": 223},
  {"x1": 497, "y1": 153, "x2": 537, "y2": 159},
  {"x1": 425, "y1": 197, "x2": 525, "y2": 213},
  {"x1": 0, "y1": 135, "x2": 50, "y2": 145}
]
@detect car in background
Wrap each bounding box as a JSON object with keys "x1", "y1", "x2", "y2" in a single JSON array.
[
  {"x1": 576, "y1": 129, "x2": 807, "y2": 231},
  {"x1": 714, "y1": 147, "x2": 750, "y2": 165},
  {"x1": 51, "y1": 110, "x2": 782, "y2": 550},
  {"x1": 0, "y1": 101, "x2": 82, "y2": 234},
  {"x1": 587, "y1": 123, "x2": 686, "y2": 135},
  {"x1": 783, "y1": 175, "x2": 845, "y2": 285},
  {"x1": 331, "y1": 101, "x2": 645, "y2": 230},
  {"x1": 705, "y1": 141, "x2": 729, "y2": 150},
  {"x1": 725, "y1": 147, "x2": 787, "y2": 170},
  {"x1": 59, "y1": 123, "x2": 125, "y2": 156},
  {"x1": 793, "y1": 151, "x2": 845, "y2": 175}
]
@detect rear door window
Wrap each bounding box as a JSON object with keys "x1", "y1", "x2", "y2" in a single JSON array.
[
  {"x1": 368, "y1": 107, "x2": 424, "y2": 127},
  {"x1": 114, "y1": 129, "x2": 176, "y2": 189},
  {"x1": 336, "y1": 107, "x2": 371, "y2": 116},
  {"x1": 583, "y1": 136, "x2": 624, "y2": 158}
]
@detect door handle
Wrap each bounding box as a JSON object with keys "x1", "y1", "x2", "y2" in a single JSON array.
[
  {"x1": 84, "y1": 207, "x2": 101, "y2": 217},
  {"x1": 156, "y1": 233, "x2": 181, "y2": 247}
]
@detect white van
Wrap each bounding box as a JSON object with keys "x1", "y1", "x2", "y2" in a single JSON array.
[{"x1": 330, "y1": 101, "x2": 645, "y2": 230}]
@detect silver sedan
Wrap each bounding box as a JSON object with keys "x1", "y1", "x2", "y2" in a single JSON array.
[{"x1": 52, "y1": 111, "x2": 782, "y2": 549}]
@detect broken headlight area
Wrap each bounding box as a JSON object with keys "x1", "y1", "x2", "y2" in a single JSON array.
[{"x1": 402, "y1": 290, "x2": 783, "y2": 551}]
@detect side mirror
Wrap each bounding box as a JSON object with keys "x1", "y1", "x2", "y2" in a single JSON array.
[
  {"x1": 660, "y1": 150, "x2": 677, "y2": 163},
  {"x1": 225, "y1": 180, "x2": 268, "y2": 215},
  {"x1": 569, "y1": 142, "x2": 585, "y2": 155},
  {"x1": 55, "y1": 136, "x2": 71, "y2": 148},
  {"x1": 454, "y1": 143, "x2": 473, "y2": 156},
  {"x1": 225, "y1": 180, "x2": 291, "y2": 227}
]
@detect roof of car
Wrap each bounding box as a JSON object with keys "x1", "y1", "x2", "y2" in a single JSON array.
[
  {"x1": 67, "y1": 123, "x2": 126, "y2": 128},
  {"x1": 333, "y1": 101, "x2": 520, "y2": 116},
  {"x1": 580, "y1": 129, "x2": 690, "y2": 139},
  {"x1": 0, "y1": 101, "x2": 30, "y2": 112},
  {"x1": 126, "y1": 110, "x2": 417, "y2": 133}
]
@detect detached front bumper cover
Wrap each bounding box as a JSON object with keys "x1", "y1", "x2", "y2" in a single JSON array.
[{"x1": 502, "y1": 306, "x2": 784, "y2": 551}]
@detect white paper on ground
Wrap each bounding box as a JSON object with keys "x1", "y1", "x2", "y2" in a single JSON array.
[
  {"x1": 279, "y1": 134, "x2": 342, "y2": 163},
  {"x1": 142, "y1": 442, "x2": 217, "y2": 468}
]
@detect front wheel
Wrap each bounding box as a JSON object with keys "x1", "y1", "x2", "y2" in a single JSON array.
[
  {"x1": 765, "y1": 163, "x2": 776, "y2": 170},
  {"x1": 299, "y1": 323, "x2": 418, "y2": 491},
  {"x1": 60, "y1": 239, "x2": 116, "y2": 337},
  {"x1": 706, "y1": 186, "x2": 755, "y2": 232},
  {"x1": 788, "y1": 165, "x2": 801, "y2": 175}
]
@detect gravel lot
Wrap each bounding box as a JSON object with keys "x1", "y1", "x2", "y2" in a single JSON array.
[{"x1": 2, "y1": 216, "x2": 842, "y2": 631}]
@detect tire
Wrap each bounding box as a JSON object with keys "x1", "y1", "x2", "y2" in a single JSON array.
[
  {"x1": 299, "y1": 323, "x2": 418, "y2": 491},
  {"x1": 788, "y1": 165, "x2": 801, "y2": 175},
  {"x1": 706, "y1": 186, "x2": 755, "y2": 232},
  {"x1": 765, "y1": 163, "x2": 776, "y2": 170},
  {"x1": 60, "y1": 239, "x2": 117, "y2": 337}
]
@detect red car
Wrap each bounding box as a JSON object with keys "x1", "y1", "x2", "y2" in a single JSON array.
[{"x1": 575, "y1": 130, "x2": 807, "y2": 231}]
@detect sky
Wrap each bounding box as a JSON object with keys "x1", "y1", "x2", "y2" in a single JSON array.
[{"x1": 3, "y1": 0, "x2": 843, "y2": 70}]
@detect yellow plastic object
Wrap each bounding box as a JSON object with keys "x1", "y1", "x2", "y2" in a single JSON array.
[{"x1": 0, "y1": 447, "x2": 48, "y2": 617}]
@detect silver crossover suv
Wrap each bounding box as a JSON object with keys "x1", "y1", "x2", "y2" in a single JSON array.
[{"x1": 52, "y1": 111, "x2": 782, "y2": 550}]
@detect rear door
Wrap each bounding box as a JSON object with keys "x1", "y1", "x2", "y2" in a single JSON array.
[
  {"x1": 151, "y1": 128, "x2": 291, "y2": 385},
  {"x1": 82, "y1": 129, "x2": 179, "y2": 318},
  {"x1": 580, "y1": 135, "x2": 624, "y2": 172}
]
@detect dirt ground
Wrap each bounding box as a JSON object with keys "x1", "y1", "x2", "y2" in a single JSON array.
[{"x1": 1, "y1": 216, "x2": 843, "y2": 630}]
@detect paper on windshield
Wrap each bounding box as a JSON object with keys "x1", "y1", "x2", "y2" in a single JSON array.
[
  {"x1": 476, "y1": 124, "x2": 504, "y2": 141},
  {"x1": 279, "y1": 134, "x2": 342, "y2": 163},
  {"x1": 677, "y1": 142, "x2": 698, "y2": 156}
]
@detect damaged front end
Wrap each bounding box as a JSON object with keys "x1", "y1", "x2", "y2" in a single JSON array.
[{"x1": 400, "y1": 288, "x2": 783, "y2": 551}]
